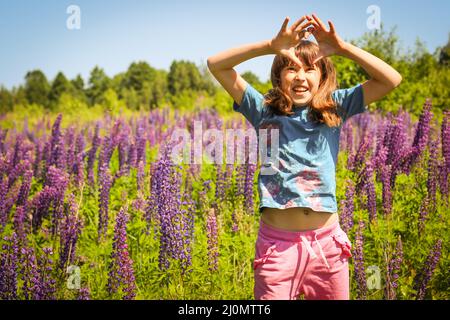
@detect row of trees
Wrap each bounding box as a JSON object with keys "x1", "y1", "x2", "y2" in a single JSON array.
[
  {"x1": 0, "y1": 25, "x2": 449, "y2": 118},
  {"x1": 0, "y1": 60, "x2": 216, "y2": 113}
]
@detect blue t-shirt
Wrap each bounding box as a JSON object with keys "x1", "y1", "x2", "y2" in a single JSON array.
[{"x1": 233, "y1": 82, "x2": 368, "y2": 214}]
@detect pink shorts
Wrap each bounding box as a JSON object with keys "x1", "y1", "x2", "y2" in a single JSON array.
[{"x1": 254, "y1": 218, "x2": 352, "y2": 300}]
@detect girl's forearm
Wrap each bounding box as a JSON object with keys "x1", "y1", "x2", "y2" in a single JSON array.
[
  {"x1": 207, "y1": 40, "x2": 274, "y2": 71},
  {"x1": 338, "y1": 42, "x2": 402, "y2": 87}
]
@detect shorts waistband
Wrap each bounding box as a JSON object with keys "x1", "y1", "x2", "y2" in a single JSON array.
[{"x1": 259, "y1": 218, "x2": 340, "y2": 242}]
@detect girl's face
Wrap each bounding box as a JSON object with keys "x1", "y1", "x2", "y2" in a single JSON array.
[{"x1": 280, "y1": 61, "x2": 321, "y2": 107}]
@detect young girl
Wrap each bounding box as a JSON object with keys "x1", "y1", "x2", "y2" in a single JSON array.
[{"x1": 207, "y1": 14, "x2": 402, "y2": 300}]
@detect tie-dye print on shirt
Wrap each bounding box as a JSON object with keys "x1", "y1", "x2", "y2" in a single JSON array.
[{"x1": 233, "y1": 82, "x2": 368, "y2": 214}]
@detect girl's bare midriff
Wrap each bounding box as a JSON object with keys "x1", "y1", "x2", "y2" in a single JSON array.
[{"x1": 261, "y1": 207, "x2": 338, "y2": 232}]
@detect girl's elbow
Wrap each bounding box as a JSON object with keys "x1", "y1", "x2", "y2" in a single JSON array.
[
  {"x1": 207, "y1": 57, "x2": 217, "y2": 73},
  {"x1": 389, "y1": 73, "x2": 402, "y2": 88},
  {"x1": 394, "y1": 73, "x2": 402, "y2": 87}
]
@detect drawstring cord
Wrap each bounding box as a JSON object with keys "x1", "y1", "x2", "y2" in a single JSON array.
[{"x1": 300, "y1": 234, "x2": 330, "y2": 269}]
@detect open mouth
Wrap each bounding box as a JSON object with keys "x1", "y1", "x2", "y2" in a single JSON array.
[{"x1": 292, "y1": 86, "x2": 309, "y2": 95}]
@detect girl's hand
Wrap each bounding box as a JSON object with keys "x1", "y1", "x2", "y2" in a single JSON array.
[
  {"x1": 269, "y1": 16, "x2": 314, "y2": 67},
  {"x1": 307, "y1": 14, "x2": 347, "y2": 63}
]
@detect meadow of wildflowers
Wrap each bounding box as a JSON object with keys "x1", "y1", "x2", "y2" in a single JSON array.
[{"x1": 0, "y1": 100, "x2": 448, "y2": 300}]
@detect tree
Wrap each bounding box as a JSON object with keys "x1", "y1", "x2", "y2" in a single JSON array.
[
  {"x1": 71, "y1": 74, "x2": 87, "y2": 102},
  {"x1": 0, "y1": 86, "x2": 13, "y2": 113},
  {"x1": 241, "y1": 71, "x2": 262, "y2": 87},
  {"x1": 168, "y1": 60, "x2": 203, "y2": 96},
  {"x1": 49, "y1": 72, "x2": 73, "y2": 104},
  {"x1": 438, "y1": 33, "x2": 450, "y2": 67},
  {"x1": 119, "y1": 61, "x2": 167, "y2": 109},
  {"x1": 86, "y1": 66, "x2": 111, "y2": 105},
  {"x1": 24, "y1": 70, "x2": 51, "y2": 107}
]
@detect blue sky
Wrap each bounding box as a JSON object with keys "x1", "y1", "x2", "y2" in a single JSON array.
[{"x1": 0, "y1": 0, "x2": 449, "y2": 89}]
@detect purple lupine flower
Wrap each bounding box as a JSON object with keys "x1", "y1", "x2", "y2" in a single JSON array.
[
  {"x1": 98, "y1": 164, "x2": 112, "y2": 241},
  {"x1": 386, "y1": 236, "x2": 403, "y2": 300},
  {"x1": 355, "y1": 163, "x2": 377, "y2": 221},
  {"x1": 414, "y1": 239, "x2": 442, "y2": 300},
  {"x1": 98, "y1": 135, "x2": 114, "y2": 175},
  {"x1": 107, "y1": 205, "x2": 136, "y2": 300},
  {"x1": 426, "y1": 137, "x2": 439, "y2": 213},
  {"x1": 20, "y1": 246, "x2": 40, "y2": 300},
  {"x1": 49, "y1": 114, "x2": 66, "y2": 170},
  {"x1": 59, "y1": 194, "x2": 83, "y2": 270},
  {"x1": 224, "y1": 163, "x2": 235, "y2": 198},
  {"x1": 354, "y1": 220, "x2": 367, "y2": 300},
  {"x1": 0, "y1": 232, "x2": 19, "y2": 299},
  {"x1": 365, "y1": 164, "x2": 377, "y2": 222},
  {"x1": 383, "y1": 114, "x2": 409, "y2": 188},
  {"x1": 0, "y1": 129, "x2": 7, "y2": 155},
  {"x1": 137, "y1": 160, "x2": 145, "y2": 192},
  {"x1": 0, "y1": 176, "x2": 9, "y2": 230},
  {"x1": 31, "y1": 185, "x2": 57, "y2": 233},
  {"x1": 73, "y1": 131, "x2": 86, "y2": 188},
  {"x1": 215, "y1": 164, "x2": 226, "y2": 203},
  {"x1": 380, "y1": 164, "x2": 393, "y2": 216},
  {"x1": 16, "y1": 166, "x2": 33, "y2": 208},
  {"x1": 402, "y1": 100, "x2": 433, "y2": 175},
  {"x1": 206, "y1": 208, "x2": 219, "y2": 272},
  {"x1": 78, "y1": 287, "x2": 91, "y2": 300},
  {"x1": 33, "y1": 138, "x2": 45, "y2": 179},
  {"x1": 147, "y1": 144, "x2": 184, "y2": 271},
  {"x1": 135, "y1": 121, "x2": 147, "y2": 167},
  {"x1": 340, "y1": 121, "x2": 354, "y2": 154},
  {"x1": 44, "y1": 165, "x2": 69, "y2": 236},
  {"x1": 87, "y1": 122, "x2": 101, "y2": 187},
  {"x1": 195, "y1": 179, "x2": 211, "y2": 214},
  {"x1": 441, "y1": 111, "x2": 450, "y2": 171},
  {"x1": 13, "y1": 205, "x2": 29, "y2": 244},
  {"x1": 438, "y1": 162, "x2": 449, "y2": 206},
  {"x1": 117, "y1": 129, "x2": 130, "y2": 177},
  {"x1": 127, "y1": 141, "x2": 137, "y2": 169},
  {"x1": 37, "y1": 247, "x2": 56, "y2": 300},
  {"x1": 418, "y1": 196, "x2": 430, "y2": 236},
  {"x1": 65, "y1": 126, "x2": 76, "y2": 173},
  {"x1": 244, "y1": 162, "x2": 257, "y2": 214},
  {"x1": 339, "y1": 179, "x2": 355, "y2": 234},
  {"x1": 132, "y1": 195, "x2": 146, "y2": 214},
  {"x1": 348, "y1": 131, "x2": 374, "y2": 172}
]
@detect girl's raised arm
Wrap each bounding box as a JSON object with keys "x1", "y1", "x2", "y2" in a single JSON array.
[
  {"x1": 307, "y1": 14, "x2": 402, "y2": 106},
  {"x1": 207, "y1": 16, "x2": 314, "y2": 105}
]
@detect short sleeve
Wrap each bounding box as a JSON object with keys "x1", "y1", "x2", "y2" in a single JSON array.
[
  {"x1": 233, "y1": 83, "x2": 266, "y2": 129},
  {"x1": 332, "y1": 83, "x2": 368, "y2": 123}
]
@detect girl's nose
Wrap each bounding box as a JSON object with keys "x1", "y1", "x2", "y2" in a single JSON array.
[{"x1": 294, "y1": 69, "x2": 306, "y2": 80}]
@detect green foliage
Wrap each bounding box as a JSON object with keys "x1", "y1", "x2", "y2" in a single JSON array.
[
  {"x1": 49, "y1": 72, "x2": 74, "y2": 106},
  {"x1": 24, "y1": 69, "x2": 51, "y2": 107},
  {"x1": 86, "y1": 66, "x2": 111, "y2": 105}
]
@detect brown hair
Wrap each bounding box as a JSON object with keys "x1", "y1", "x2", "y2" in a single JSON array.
[{"x1": 264, "y1": 40, "x2": 342, "y2": 127}]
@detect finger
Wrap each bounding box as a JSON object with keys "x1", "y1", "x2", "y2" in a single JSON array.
[
  {"x1": 284, "y1": 51, "x2": 303, "y2": 68},
  {"x1": 293, "y1": 20, "x2": 315, "y2": 33},
  {"x1": 312, "y1": 13, "x2": 328, "y2": 31},
  {"x1": 290, "y1": 55, "x2": 303, "y2": 68},
  {"x1": 281, "y1": 17, "x2": 290, "y2": 31},
  {"x1": 328, "y1": 20, "x2": 336, "y2": 33},
  {"x1": 313, "y1": 53, "x2": 324, "y2": 65},
  {"x1": 290, "y1": 16, "x2": 307, "y2": 31}
]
